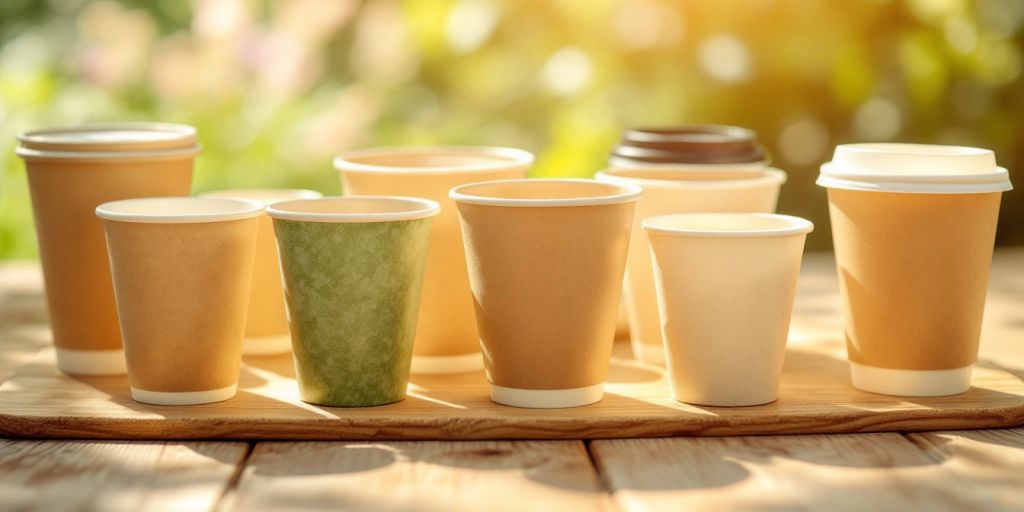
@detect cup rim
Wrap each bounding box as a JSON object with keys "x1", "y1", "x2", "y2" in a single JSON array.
[
  {"x1": 642, "y1": 213, "x2": 814, "y2": 238},
  {"x1": 96, "y1": 197, "x2": 265, "y2": 224},
  {"x1": 266, "y1": 196, "x2": 441, "y2": 223},
  {"x1": 18, "y1": 122, "x2": 196, "y2": 148},
  {"x1": 197, "y1": 188, "x2": 324, "y2": 205},
  {"x1": 15, "y1": 144, "x2": 202, "y2": 161},
  {"x1": 608, "y1": 155, "x2": 770, "y2": 170},
  {"x1": 596, "y1": 168, "x2": 787, "y2": 189},
  {"x1": 449, "y1": 178, "x2": 644, "y2": 207},
  {"x1": 333, "y1": 145, "x2": 535, "y2": 175}
]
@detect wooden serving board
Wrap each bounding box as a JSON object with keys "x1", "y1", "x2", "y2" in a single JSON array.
[{"x1": 1, "y1": 332, "x2": 1022, "y2": 440}]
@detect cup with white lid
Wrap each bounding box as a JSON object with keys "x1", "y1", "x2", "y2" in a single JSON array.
[
  {"x1": 644, "y1": 213, "x2": 812, "y2": 406},
  {"x1": 96, "y1": 197, "x2": 262, "y2": 405},
  {"x1": 16, "y1": 123, "x2": 198, "y2": 376},
  {"x1": 198, "y1": 189, "x2": 323, "y2": 356},
  {"x1": 818, "y1": 143, "x2": 1013, "y2": 397}
]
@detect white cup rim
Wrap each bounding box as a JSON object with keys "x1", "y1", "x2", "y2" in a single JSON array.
[
  {"x1": 18, "y1": 122, "x2": 196, "y2": 147},
  {"x1": 449, "y1": 178, "x2": 644, "y2": 207},
  {"x1": 596, "y1": 168, "x2": 787, "y2": 189},
  {"x1": 643, "y1": 213, "x2": 814, "y2": 238},
  {"x1": 334, "y1": 145, "x2": 534, "y2": 175},
  {"x1": 198, "y1": 188, "x2": 323, "y2": 205},
  {"x1": 267, "y1": 196, "x2": 441, "y2": 223},
  {"x1": 15, "y1": 144, "x2": 202, "y2": 161},
  {"x1": 96, "y1": 197, "x2": 265, "y2": 224}
]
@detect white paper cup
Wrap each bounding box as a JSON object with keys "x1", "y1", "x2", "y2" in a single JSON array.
[{"x1": 644, "y1": 213, "x2": 812, "y2": 406}]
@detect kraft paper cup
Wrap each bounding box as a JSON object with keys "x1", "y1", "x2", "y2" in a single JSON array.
[
  {"x1": 268, "y1": 196, "x2": 439, "y2": 407},
  {"x1": 644, "y1": 213, "x2": 812, "y2": 406},
  {"x1": 16, "y1": 123, "x2": 198, "y2": 376},
  {"x1": 96, "y1": 197, "x2": 263, "y2": 405},
  {"x1": 818, "y1": 143, "x2": 1012, "y2": 397},
  {"x1": 597, "y1": 168, "x2": 787, "y2": 366},
  {"x1": 451, "y1": 179, "x2": 641, "y2": 408},
  {"x1": 198, "y1": 189, "x2": 323, "y2": 356},
  {"x1": 335, "y1": 146, "x2": 532, "y2": 374}
]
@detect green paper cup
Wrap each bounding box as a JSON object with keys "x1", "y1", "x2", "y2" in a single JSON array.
[{"x1": 267, "y1": 196, "x2": 440, "y2": 407}]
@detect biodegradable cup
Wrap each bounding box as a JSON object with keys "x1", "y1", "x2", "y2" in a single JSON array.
[
  {"x1": 268, "y1": 196, "x2": 439, "y2": 407},
  {"x1": 644, "y1": 213, "x2": 812, "y2": 406},
  {"x1": 16, "y1": 123, "x2": 198, "y2": 376},
  {"x1": 96, "y1": 197, "x2": 263, "y2": 405},
  {"x1": 597, "y1": 168, "x2": 787, "y2": 366},
  {"x1": 335, "y1": 146, "x2": 532, "y2": 374},
  {"x1": 818, "y1": 143, "x2": 1012, "y2": 397},
  {"x1": 451, "y1": 179, "x2": 641, "y2": 408},
  {"x1": 198, "y1": 189, "x2": 323, "y2": 355}
]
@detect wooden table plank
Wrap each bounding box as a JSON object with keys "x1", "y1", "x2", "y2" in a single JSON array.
[
  {"x1": 0, "y1": 263, "x2": 48, "y2": 384},
  {"x1": 590, "y1": 434, "x2": 1006, "y2": 512},
  {"x1": 908, "y1": 428, "x2": 1024, "y2": 511},
  {"x1": 0, "y1": 439, "x2": 248, "y2": 512},
  {"x1": 223, "y1": 440, "x2": 613, "y2": 512}
]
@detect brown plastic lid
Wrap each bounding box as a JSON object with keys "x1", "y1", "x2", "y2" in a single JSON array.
[
  {"x1": 612, "y1": 125, "x2": 766, "y2": 164},
  {"x1": 18, "y1": 123, "x2": 197, "y2": 152}
]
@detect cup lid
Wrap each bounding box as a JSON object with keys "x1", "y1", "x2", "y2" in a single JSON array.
[
  {"x1": 18, "y1": 123, "x2": 198, "y2": 152},
  {"x1": 266, "y1": 196, "x2": 441, "y2": 223},
  {"x1": 596, "y1": 168, "x2": 787, "y2": 189},
  {"x1": 612, "y1": 125, "x2": 767, "y2": 165},
  {"x1": 334, "y1": 146, "x2": 534, "y2": 175},
  {"x1": 96, "y1": 197, "x2": 265, "y2": 224},
  {"x1": 642, "y1": 213, "x2": 814, "y2": 238},
  {"x1": 198, "y1": 188, "x2": 324, "y2": 205},
  {"x1": 817, "y1": 143, "x2": 1013, "y2": 194}
]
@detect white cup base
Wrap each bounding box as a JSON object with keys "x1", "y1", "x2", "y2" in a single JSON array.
[
  {"x1": 242, "y1": 334, "x2": 292, "y2": 356},
  {"x1": 850, "y1": 362, "x2": 973, "y2": 397},
  {"x1": 55, "y1": 348, "x2": 127, "y2": 376},
  {"x1": 631, "y1": 342, "x2": 666, "y2": 366},
  {"x1": 489, "y1": 382, "x2": 605, "y2": 408},
  {"x1": 130, "y1": 384, "x2": 238, "y2": 406},
  {"x1": 411, "y1": 352, "x2": 483, "y2": 374}
]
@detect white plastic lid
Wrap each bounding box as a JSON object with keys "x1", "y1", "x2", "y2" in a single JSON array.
[
  {"x1": 96, "y1": 197, "x2": 265, "y2": 224},
  {"x1": 817, "y1": 143, "x2": 1012, "y2": 194}
]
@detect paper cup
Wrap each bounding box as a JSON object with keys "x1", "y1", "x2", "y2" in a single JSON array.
[
  {"x1": 16, "y1": 123, "x2": 198, "y2": 376},
  {"x1": 818, "y1": 144, "x2": 1012, "y2": 397},
  {"x1": 96, "y1": 197, "x2": 263, "y2": 405},
  {"x1": 268, "y1": 196, "x2": 439, "y2": 407},
  {"x1": 451, "y1": 179, "x2": 641, "y2": 408},
  {"x1": 198, "y1": 189, "x2": 323, "y2": 355},
  {"x1": 597, "y1": 168, "x2": 786, "y2": 365},
  {"x1": 644, "y1": 213, "x2": 812, "y2": 406},
  {"x1": 335, "y1": 146, "x2": 532, "y2": 374}
]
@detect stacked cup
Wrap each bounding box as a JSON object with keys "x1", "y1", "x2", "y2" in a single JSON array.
[{"x1": 16, "y1": 124, "x2": 198, "y2": 376}]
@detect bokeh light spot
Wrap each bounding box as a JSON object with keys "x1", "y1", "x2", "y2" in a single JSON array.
[
  {"x1": 698, "y1": 34, "x2": 752, "y2": 83},
  {"x1": 853, "y1": 97, "x2": 903, "y2": 140},
  {"x1": 777, "y1": 117, "x2": 829, "y2": 166},
  {"x1": 543, "y1": 47, "x2": 593, "y2": 97},
  {"x1": 446, "y1": 0, "x2": 500, "y2": 54}
]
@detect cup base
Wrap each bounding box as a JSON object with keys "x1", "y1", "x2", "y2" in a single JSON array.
[
  {"x1": 489, "y1": 382, "x2": 604, "y2": 408},
  {"x1": 672, "y1": 393, "x2": 778, "y2": 408},
  {"x1": 850, "y1": 362, "x2": 973, "y2": 397},
  {"x1": 411, "y1": 352, "x2": 483, "y2": 374},
  {"x1": 55, "y1": 348, "x2": 127, "y2": 376},
  {"x1": 130, "y1": 384, "x2": 238, "y2": 405},
  {"x1": 631, "y1": 342, "x2": 666, "y2": 366},
  {"x1": 242, "y1": 334, "x2": 292, "y2": 356}
]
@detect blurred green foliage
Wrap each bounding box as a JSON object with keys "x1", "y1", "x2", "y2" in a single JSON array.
[{"x1": 1, "y1": 0, "x2": 1022, "y2": 257}]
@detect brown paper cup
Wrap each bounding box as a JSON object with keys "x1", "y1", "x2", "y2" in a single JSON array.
[
  {"x1": 198, "y1": 189, "x2": 323, "y2": 355},
  {"x1": 597, "y1": 168, "x2": 786, "y2": 366},
  {"x1": 451, "y1": 179, "x2": 641, "y2": 408},
  {"x1": 16, "y1": 123, "x2": 198, "y2": 375},
  {"x1": 97, "y1": 197, "x2": 263, "y2": 405},
  {"x1": 335, "y1": 146, "x2": 532, "y2": 374},
  {"x1": 818, "y1": 143, "x2": 1012, "y2": 396}
]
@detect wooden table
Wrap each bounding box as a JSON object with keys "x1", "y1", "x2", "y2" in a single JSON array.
[{"x1": 1, "y1": 251, "x2": 1022, "y2": 511}]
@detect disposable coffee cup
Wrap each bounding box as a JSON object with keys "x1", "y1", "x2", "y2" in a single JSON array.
[
  {"x1": 16, "y1": 123, "x2": 198, "y2": 376},
  {"x1": 335, "y1": 146, "x2": 532, "y2": 374},
  {"x1": 198, "y1": 189, "x2": 323, "y2": 356},
  {"x1": 818, "y1": 143, "x2": 1013, "y2": 397},
  {"x1": 597, "y1": 168, "x2": 786, "y2": 366},
  {"x1": 610, "y1": 125, "x2": 767, "y2": 173},
  {"x1": 644, "y1": 213, "x2": 812, "y2": 406},
  {"x1": 450, "y1": 179, "x2": 641, "y2": 408},
  {"x1": 268, "y1": 196, "x2": 439, "y2": 407},
  {"x1": 96, "y1": 197, "x2": 263, "y2": 405}
]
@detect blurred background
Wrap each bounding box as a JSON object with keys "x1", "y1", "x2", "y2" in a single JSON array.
[{"x1": 1, "y1": 0, "x2": 1022, "y2": 256}]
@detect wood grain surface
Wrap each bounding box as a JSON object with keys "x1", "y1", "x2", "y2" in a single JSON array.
[{"x1": 0, "y1": 253, "x2": 1022, "y2": 441}]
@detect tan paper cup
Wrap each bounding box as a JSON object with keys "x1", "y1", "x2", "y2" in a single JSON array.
[
  {"x1": 818, "y1": 143, "x2": 1013, "y2": 397},
  {"x1": 16, "y1": 123, "x2": 198, "y2": 375},
  {"x1": 198, "y1": 189, "x2": 323, "y2": 356},
  {"x1": 597, "y1": 168, "x2": 786, "y2": 366},
  {"x1": 335, "y1": 146, "x2": 533, "y2": 374},
  {"x1": 451, "y1": 179, "x2": 641, "y2": 408},
  {"x1": 97, "y1": 197, "x2": 263, "y2": 405},
  {"x1": 644, "y1": 213, "x2": 812, "y2": 406}
]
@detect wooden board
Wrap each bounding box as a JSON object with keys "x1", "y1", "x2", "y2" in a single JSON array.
[{"x1": 0, "y1": 336, "x2": 1021, "y2": 441}]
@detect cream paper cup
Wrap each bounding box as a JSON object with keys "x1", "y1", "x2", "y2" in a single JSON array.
[{"x1": 818, "y1": 143, "x2": 1012, "y2": 397}]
